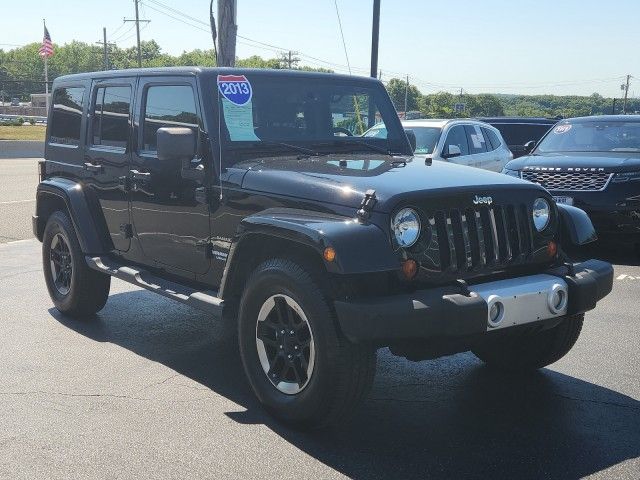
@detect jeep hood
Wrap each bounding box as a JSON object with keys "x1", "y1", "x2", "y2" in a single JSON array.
[
  {"x1": 508, "y1": 151, "x2": 640, "y2": 173},
  {"x1": 234, "y1": 154, "x2": 543, "y2": 213}
]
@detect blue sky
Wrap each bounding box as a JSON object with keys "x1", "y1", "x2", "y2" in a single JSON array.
[{"x1": 2, "y1": 0, "x2": 639, "y2": 97}]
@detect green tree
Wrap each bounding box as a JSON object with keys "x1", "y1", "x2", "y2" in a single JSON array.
[{"x1": 386, "y1": 77, "x2": 421, "y2": 112}]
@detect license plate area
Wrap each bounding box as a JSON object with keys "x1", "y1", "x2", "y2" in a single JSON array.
[
  {"x1": 472, "y1": 274, "x2": 569, "y2": 331},
  {"x1": 553, "y1": 195, "x2": 574, "y2": 206}
]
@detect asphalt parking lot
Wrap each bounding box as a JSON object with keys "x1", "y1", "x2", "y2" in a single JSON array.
[{"x1": 0, "y1": 157, "x2": 638, "y2": 479}]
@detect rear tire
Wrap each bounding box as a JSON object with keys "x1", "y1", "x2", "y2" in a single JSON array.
[
  {"x1": 238, "y1": 258, "x2": 376, "y2": 430},
  {"x1": 42, "y1": 211, "x2": 111, "y2": 318},
  {"x1": 472, "y1": 314, "x2": 584, "y2": 372}
]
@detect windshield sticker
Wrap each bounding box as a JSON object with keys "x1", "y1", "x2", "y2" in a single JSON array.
[
  {"x1": 221, "y1": 98, "x2": 260, "y2": 141},
  {"x1": 554, "y1": 124, "x2": 572, "y2": 134},
  {"x1": 217, "y1": 74, "x2": 252, "y2": 105}
]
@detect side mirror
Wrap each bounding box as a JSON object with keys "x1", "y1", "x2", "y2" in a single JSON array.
[
  {"x1": 442, "y1": 144, "x2": 462, "y2": 159},
  {"x1": 156, "y1": 127, "x2": 204, "y2": 182},
  {"x1": 157, "y1": 127, "x2": 196, "y2": 161},
  {"x1": 404, "y1": 129, "x2": 417, "y2": 153},
  {"x1": 523, "y1": 140, "x2": 536, "y2": 153}
]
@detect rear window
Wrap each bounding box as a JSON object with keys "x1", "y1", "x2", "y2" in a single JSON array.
[{"x1": 50, "y1": 87, "x2": 84, "y2": 146}]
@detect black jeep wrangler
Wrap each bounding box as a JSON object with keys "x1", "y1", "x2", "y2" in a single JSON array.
[{"x1": 34, "y1": 67, "x2": 613, "y2": 429}]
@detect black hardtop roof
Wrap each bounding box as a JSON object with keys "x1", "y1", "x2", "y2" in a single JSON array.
[
  {"x1": 54, "y1": 66, "x2": 381, "y2": 85},
  {"x1": 476, "y1": 117, "x2": 560, "y2": 124},
  {"x1": 561, "y1": 114, "x2": 640, "y2": 123}
]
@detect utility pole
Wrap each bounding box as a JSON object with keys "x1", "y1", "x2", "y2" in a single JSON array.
[
  {"x1": 370, "y1": 0, "x2": 380, "y2": 78},
  {"x1": 124, "y1": 0, "x2": 150, "y2": 68},
  {"x1": 404, "y1": 75, "x2": 409, "y2": 117},
  {"x1": 622, "y1": 74, "x2": 631, "y2": 114},
  {"x1": 217, "y1": 0, "x2": 237, "y2": 67},
  {"x1": 96, "y1": 28, "x2": 116, "y2": 70},
  {"x1": 612, "y1": 98, "x2": 617, "y2": 115}
]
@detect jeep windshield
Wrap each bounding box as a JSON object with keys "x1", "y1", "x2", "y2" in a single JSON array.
[
  {"x1": 536, "y1": 120, "x2": 640, "y2": 154},
  {"x1": 216, "y1": 75, "x2": 408, "y2": 164}
]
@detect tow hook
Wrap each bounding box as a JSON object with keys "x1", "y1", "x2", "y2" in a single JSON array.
[{"x1": 356, "y1": 189, "x2": 377, "y2": 222}]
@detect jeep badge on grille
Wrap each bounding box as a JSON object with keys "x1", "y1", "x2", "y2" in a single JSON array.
[{"x1": 473, "y1": 195, "x2": 493, "y2": 205}]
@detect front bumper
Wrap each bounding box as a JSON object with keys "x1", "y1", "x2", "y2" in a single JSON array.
[{"x1": 334, "y1": 259, "x2": 613, "y2": 343}]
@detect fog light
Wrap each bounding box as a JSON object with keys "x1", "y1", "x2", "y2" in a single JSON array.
[
  {"x1": 547, "y1": 284, "x2": 568, "y2": 314},
  {"x1": 401, "y1": 259, "x2": 418, "y2": 280},
  {"x1": 551, "y1": 290, "x2": 565, "y2": 310},
  {"x1": 489, "y1": 301, "x2": 503, "y2": 323},
  {"x1": 547, "y1": 240, "x2": 557, "y2": 258}
]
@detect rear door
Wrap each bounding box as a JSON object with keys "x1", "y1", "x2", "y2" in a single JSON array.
[
  {"x1": 482, "y1": 126, "x2": 509, "y2": 171},
  {"x1": 463, "y1": 124, "x2": 493, "y2": 170},
  {"x1": 129, "y1": 76, "x2": 211, "y2": 277},
  {"x1": 84, "y1": 78, "x2": 136, "y2": 252}
]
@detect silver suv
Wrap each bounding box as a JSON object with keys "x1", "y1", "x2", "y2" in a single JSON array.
[{"x1": 365, "y1": 118, "x2": 513, "y2": 172}]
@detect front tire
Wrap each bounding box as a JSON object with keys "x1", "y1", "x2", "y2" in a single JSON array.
[
  {"x1": 472, "y1": 314, "x2": 584, "y2": 372},
  {"x1": 42, "y1": 211, "x2": 111, "y2": 318},
  {"x1": 238, "y1": 258, "x2": 376, "y2": 429}
]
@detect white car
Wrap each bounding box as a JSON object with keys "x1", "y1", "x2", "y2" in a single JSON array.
[{"x1": 364, "y1": 119, "x2": 513, "y2": 172}]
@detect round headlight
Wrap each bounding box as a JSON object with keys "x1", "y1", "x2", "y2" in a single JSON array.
[
  {"x1": 532, "y1": 198, "x2": 551, "y2": 231},
  {"x1": 392, "y1": 208, "x2": 421, "y2": 247}
]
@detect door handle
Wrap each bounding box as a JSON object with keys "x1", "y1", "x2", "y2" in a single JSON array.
[
  {"x1": 129, "y1": 169, "x2": 151, "y2": 181},
  {"x1": 84, "y1": 162, "x2": 103, "y2": 173}
]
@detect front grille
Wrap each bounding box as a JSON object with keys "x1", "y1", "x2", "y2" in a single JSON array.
[
  {"x1": 522, "y1": 171, "x2": 612, "y2": 191},
  {"x1": 421, "y1": 204, "x2": 534, "y2": 274}
]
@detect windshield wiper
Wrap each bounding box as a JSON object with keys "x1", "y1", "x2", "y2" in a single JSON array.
[
  {"x1": 253, "y1": 141, "x2": 323, "y2": 158},
  {"x1": 332, "y1": 140, "x2": 398, "y2": 156}
]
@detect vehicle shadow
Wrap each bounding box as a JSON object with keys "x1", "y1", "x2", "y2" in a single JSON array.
[{"x1": 50, "y1": 290, "x2": 640, "y2": 480}]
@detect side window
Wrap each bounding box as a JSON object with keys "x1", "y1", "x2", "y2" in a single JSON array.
[
  {"x1": 443, "y1": 125, "x2": 469, "y2": 156},
  {"x1": 92, "y1": 86, "x2": 131, "y2": 149},
  {"x1": 483, "y1": 127, "x2": 502, "y2": 151},
  {"x1": 50, "y1": 87, "x2": 84, "y2": 145},
  {"x1": 464, "y1": 125, "x2": 488, "y2": 154},
  {"x1": 142, "y1": 85, "x2": 198, "y2": 152}
]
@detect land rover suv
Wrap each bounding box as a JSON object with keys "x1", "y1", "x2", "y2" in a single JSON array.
[{"x1": 34, "y1": 67, "x2": 612, "y2": 429}]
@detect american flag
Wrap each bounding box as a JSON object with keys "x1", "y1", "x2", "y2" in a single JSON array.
[{"x1": 39, "y1": 25, "x2": 53, "y2": 58}]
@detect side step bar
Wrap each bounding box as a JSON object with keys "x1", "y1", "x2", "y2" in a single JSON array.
[{"x1": 86, "y1": 256, "x2": 223, "y2": 317}]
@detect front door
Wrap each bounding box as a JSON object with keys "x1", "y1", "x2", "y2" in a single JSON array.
[
  {"x1": 85, "y1": 78, "x2": 136, "y2": 252},
  {"x1": 129, "y1": 77, "x2": 211, "y2": 277}
]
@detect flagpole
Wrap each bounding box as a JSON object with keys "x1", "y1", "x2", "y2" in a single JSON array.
[{"x1": 43, "y1": 19, "x2": 49, "y2": 114}]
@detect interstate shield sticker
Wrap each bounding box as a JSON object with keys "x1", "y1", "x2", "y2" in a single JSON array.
[
  {"x1": 217, "y1": 74, "x2": 253, "y2": 105},
  {"x1": 553, "y1": 124, "x2": 572, "y2": 134}
]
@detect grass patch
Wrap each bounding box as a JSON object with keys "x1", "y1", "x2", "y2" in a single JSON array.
[{"x1": 0, "y1": 125, "x2": 46, "y2": 141}]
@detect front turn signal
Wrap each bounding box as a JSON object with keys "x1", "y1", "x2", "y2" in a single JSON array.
[
  {"x1": 323, "y1": 247, "x2": 336, "y2": 262},
  {"x1": 547, "y1": 240, "x2": 558, "y2": 258},
  {"x1": 401, "y1": 259, "x2": 418, "y2": 280}
]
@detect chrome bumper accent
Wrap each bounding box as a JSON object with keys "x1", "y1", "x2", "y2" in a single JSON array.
[{"x1": 473, "y1": 274, "x2": 569, "y2": 331}]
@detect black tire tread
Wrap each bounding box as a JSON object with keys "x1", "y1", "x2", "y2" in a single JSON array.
[
  {"x1": 240, "y1": 258, "x2": 375, "y2": 429},
  {"x1": 43, "y1": 211, "x2": 110, "y2": 317}
]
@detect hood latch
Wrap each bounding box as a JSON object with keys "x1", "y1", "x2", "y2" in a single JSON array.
[{"x1": 357, "y1": 189, "x2": 377, "y2": 222}]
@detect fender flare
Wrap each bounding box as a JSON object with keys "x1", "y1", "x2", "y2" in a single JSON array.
[
  {"x1": 557, "y1": 203, "x2": 597, "y2": 246},
  {"x1": 219, "y1": 208, "x2": 400, "y2": 297},
  {"x1": 35, "y1": 177, "x2": 108, "y2": 254}
]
